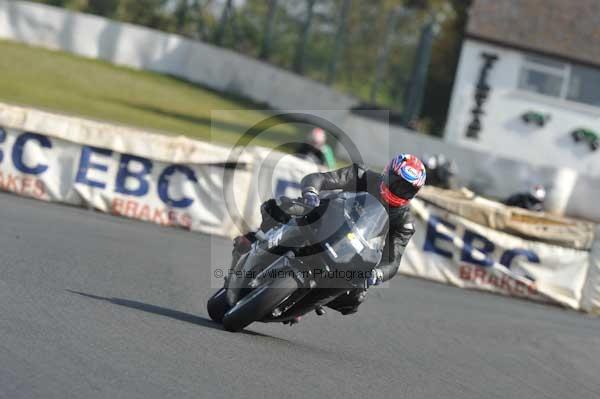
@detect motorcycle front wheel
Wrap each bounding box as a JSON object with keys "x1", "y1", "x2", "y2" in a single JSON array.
[
  {"x1": 222, "y1": 276, "x2": 299, "y2": 332},
  {"x1": 207, "y1": 288, "x2": 231, "y2": 323}
]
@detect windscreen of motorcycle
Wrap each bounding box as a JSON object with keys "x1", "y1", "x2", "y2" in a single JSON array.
[
  {"x1": 344, "y1": 193, "x2": 389, "y2": 247},
  {"x1": 315, "y1": 192, "x2": 389, "y2": 267}
]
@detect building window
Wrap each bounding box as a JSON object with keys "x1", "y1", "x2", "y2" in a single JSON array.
[
  {"x1": 518, "y1": 55, "x2": 568, "y2": 98},
  {"x1": 567, "y1": 65, "x2": 600, "y2": 107},
  {"x1": 519, "y1": 54, "x2": 600, "y2": 108}
]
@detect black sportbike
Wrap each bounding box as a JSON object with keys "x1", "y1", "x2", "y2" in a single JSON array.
[{"x1": 207, "y1": 192, "x2": 389, "y2": 332}]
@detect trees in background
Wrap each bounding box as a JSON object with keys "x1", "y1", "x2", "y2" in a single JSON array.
[
  {"x1": 30, "y1": 0, "x2": 470, "y2": 136},
  {"x1": 421, "y1": 0, "x2": 471, "y2": 135}
]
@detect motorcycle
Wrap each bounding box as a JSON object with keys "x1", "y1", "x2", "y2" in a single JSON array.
[{"x1": 207, "y1": 191, "x2": 389, "y2": 332}]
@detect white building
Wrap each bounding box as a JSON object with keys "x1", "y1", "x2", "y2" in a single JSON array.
[{"x1": 445, "y1": 0, "x2": 600, "y2": 177}]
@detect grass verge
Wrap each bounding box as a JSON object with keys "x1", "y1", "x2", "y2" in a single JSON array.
[{"x1": 0, "y1": 39, "x2": 306, "y2": 148}]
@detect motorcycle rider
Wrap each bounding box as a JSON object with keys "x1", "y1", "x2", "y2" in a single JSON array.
[
  {"x1": 294, "y1": 127, "x2": 337, "y2": 170},
  {"x1": 422, "y1": 153, "x2": 458, "y2": 190},
  {"x1": 505, "y1": 184, "x2": 546, "y2": 212},
  {"x1": 232, "y1": 154, "x2": 426, "y2": 316}
]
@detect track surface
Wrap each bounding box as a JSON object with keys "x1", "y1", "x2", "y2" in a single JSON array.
[{"x1": 1, "y1": 192, "x2": 599, "y2": 399}]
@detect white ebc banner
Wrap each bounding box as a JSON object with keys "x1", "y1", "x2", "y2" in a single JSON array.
[
  {"x1": 400, "y1": 200, "x2": 591, "y2": 309},
  {"x1": 0, "y1": 126, "x2": 245, "y2": 237}
]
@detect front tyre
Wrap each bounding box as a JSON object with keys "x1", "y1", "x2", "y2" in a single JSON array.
[
  {"x1": 207, "y1": 288, "x2": 231, "y2": 323},
  {"x1": 222, "y1": 276, "x2": 299, "y2": 332}
]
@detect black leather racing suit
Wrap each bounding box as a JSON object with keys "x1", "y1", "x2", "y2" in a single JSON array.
[
  {"x1": 300, "y1": 164, "x2": 416, "y2": 314},
  {"x1": 505, "y1": 193, "x2": 544, "y2": 212}
]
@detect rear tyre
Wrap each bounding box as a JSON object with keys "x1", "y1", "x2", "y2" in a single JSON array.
[
  {"x1": 222, "y1": 276, "x2": 299, "y2": 332},
  {"x1": 207, "y1": 288, "x2": 231, "y2": 323}
]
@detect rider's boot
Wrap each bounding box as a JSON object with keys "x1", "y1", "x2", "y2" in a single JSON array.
[{"x1": 326, "y1": 289, "x2": 367, "y2": 315}]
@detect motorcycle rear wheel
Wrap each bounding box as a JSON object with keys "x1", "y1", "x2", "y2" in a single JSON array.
[{"x1": 222, "y1": 276, "x2": 299, "y2": 332}]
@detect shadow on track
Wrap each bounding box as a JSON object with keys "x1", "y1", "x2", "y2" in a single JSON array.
[
  {"x1": 66, "y1": 290, "x2": 272, "y2": 338},
  {"x1": 66, "y1": 290, "x2": 342, "y2": 354}
]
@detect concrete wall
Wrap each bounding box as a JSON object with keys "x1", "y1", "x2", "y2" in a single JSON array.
[
  {"x1": 0, "y1": 0, "x2": 357, "y2": 116},
  {"x1": 445, "y1": 39, "x2": 600, "y2": 177}
]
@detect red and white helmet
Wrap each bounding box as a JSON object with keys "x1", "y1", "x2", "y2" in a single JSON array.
[
  {"x1": 380, "y1": 154, "x2": 426, "y2": 207},
  {"x1": 531, "y1": 184, "x2": 546, "y2": 202}
]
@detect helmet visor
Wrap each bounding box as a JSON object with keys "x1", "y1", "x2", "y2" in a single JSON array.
[{"x1": 383, "y1": 172, "x2": 419, "y2": 200}]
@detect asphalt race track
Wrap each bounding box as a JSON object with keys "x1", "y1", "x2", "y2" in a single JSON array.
[{"x1": 1, "y1": 191, "x2": 599, "y2": 399}]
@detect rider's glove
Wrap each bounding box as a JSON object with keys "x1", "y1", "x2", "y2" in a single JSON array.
[
  {"x1": 302, "y1": 191, "x2": 320, "y2": 208},
  {"x1": 367, "y1": 268, "x2": 384, "y2": 287}
]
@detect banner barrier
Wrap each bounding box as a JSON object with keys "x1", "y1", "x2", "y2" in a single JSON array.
[
  {"x1": 0, "y1": 124, "x2": 319, "y2": 239},
  {"x1": 0, "y1": 124, "x2": 250, "y2": 237},
  {"x1": 418, "y1": 186, "x2": 596, "y2": 251},
  {"x1": 581, "y1": 225, "x2": 600, "y2": 315},
  {"x1": 401, "y1": 199, "x2": 591, "y2": 310},
  {"x1": 1, "y1": 103, "x2": 599, "y2": 313}
]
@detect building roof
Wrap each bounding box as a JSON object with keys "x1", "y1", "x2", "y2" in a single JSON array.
[{"x1": 466, "y1": 0, "x2": 600, "y2": 67}]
